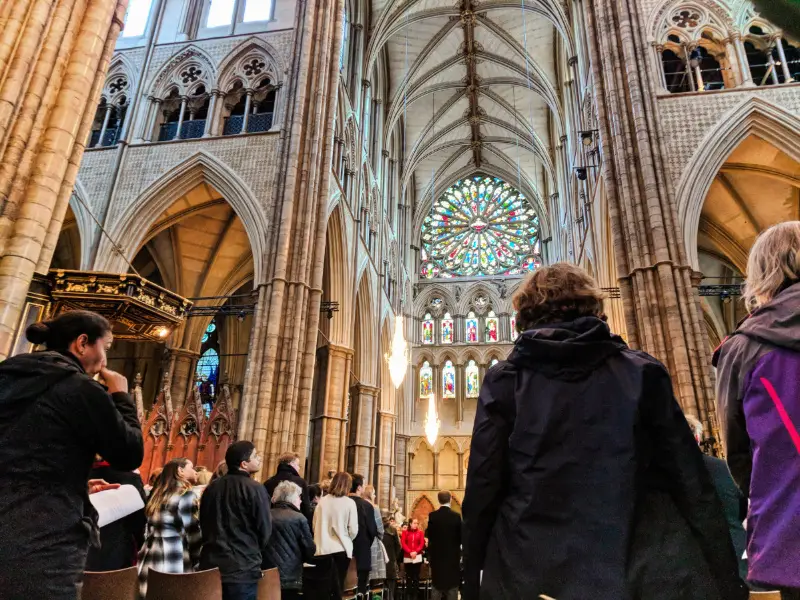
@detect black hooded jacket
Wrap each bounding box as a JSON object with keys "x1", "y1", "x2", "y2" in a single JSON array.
[
  {"x1": 262, "y1": 501, "x2": 316, "y2": 590},
  {"x1": 265, "y1": 462, "x2": 312, "y2": 522},
  {"x1": 462, "y1": 317, "x2": 746, "y2": 600},
  {"x1": 0, "y1": 351, "x2": 144, "y2": 582}
]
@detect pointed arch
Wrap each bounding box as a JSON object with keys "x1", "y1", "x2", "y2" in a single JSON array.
[
  {"x1": 325, "y1": 204, "x2": 352, "y2": 345},
  {"x1": 148, "y1": 44, "x2": 217, "y2": 97},
  {"x1": 353, "y1": 268, "x2": 378, "y2": 384},
  {"x1": 677, "y1": 98, "x2": 800, "y2": 269},
  {"x1": 217, "y1": 36, "x2": 287, "y2": 92},
  {"x1": 69, "y1": 178, "x2": 94, "y2": 270},
  {"x1": 97, "y1": 151, "x2": 267, "y2": 284}
]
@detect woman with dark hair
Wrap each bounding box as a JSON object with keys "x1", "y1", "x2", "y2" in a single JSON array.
[
  {"x1": 137, "y1": 457, "x2": 201, "y2": 598},
  {"x1": 0, "y1": 310, "x2": 144, "y2": 600},
  {"x1": 462, "y1": 263, "x2": 747, "y2": 600}
]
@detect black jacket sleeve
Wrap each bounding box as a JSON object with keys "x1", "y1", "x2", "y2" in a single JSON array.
[
  {"x1": 715, "y1": 338, "x2": 753, "y2": 497},
  {"x1": 74, "y1": 382, "x2": 144, "y2": 471},
  {"x1": 253, "y1": 483, "x2": 273, "y2": 552},
  {"x1": 642, "y1": 362, "x2": 748, "y2": 600},
  {"x1": 462, "y1": 368, "x2": 513, "y2": 600},
  {"x1": 299, "y1": 517, "x2": 316, "y2": 563},
  {"x1": 299, "y1": 480, "x2": 313, "y2": 523}
]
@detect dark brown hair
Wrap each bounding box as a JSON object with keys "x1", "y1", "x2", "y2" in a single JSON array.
[
  {"x1": 513, "y1": 263, "x2": 604, "y2": 331},
  {"x1": 145, "y1": 458, "x2": 193, "y2": 518},
  {"x1": 26, "y1": 310, "x2": 111, "y2": 352},
  {"x1": 328, "y1": 472, "x2": 352, "y2": 497}
]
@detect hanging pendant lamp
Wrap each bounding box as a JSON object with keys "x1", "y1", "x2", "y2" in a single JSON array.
[
  {"x1": 424, "y1": 393, "x2": 440, "y2": 447},
  {"x1": 386, "y1": 314, "x2": 409, "y2": 388}
]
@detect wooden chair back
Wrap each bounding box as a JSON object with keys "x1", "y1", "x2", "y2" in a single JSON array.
[
  {"x1": 145, "y1": 568, "x2": 222, "y2": 600},
  {"x1": 82, "y1": 567, "x2": 138, "y2": 600},
  {"x1": 257, "y1": 568, "x2": 281, "y2": 600},
  {"x1": 342, "y1": 558, "x2": 358, "y2": 597},
  {"x1": 750, "y1": 592, "x2": 782, "y2": 600}
]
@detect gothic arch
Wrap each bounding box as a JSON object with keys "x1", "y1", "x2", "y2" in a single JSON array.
[
  {"x1": 97, "y1": 152, "x2": 268, "y2": 284},
  {"x1": 456, "y1": 282, "x2": 505, "y2": 316},
  {"x1": 69, "y1": 178, "x2": 94, "y2": 270},
  {"x1": 676, "y1": 98, "x2": 800, "y2": 269},
  {"x1": 353, "y1": 268, "x2": 378, "y2": 384},
  {"x1": 648, "y1": 0, "x2": 734, "y2": 43},
  {"x1": 148, "y1": 45, "x2": 217, "y2": 98},
  {"x1": 103, "y1": 54, "x2": 136, "y2": 104},
  {"x1": 325, "y1": 205, "x2": 352, "y2": 345},
  {"x1": 217, "y1": 37, "x2": 287, "y2": 91}
]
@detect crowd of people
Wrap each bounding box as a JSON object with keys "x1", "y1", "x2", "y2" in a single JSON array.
[{"x1": 1, "y1": 221, "x2": 799, "y2": 600}]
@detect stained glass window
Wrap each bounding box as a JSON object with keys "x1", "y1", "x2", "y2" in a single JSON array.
[
  {"x1": 442, "y1": 360, "x2": 456, "y2": 398},
  {"x1": 419, "y1": 361, "x2": 433, "y2": 398},
  {"x1": 466, "y1": 360, "x2": 479, "y2": 398},
  {"x1": 485, "y1": 310, "x2": 499, "y2": 342},
  {"x1": 202, "y1": 321, "x2": 216, "y2": 343},
  {"x1": 196, "y1": 348, "x2": 219, "y2": 395},
  {"x1": 466, "y1": 311, "x2": 478, "y2": 343},
  {"x1": 421, "y1": 313, "x2": 434, "y2": 345},
  {"x1": 420, "y1": 175, "x2": 541, "y2": 278},
  {"x1": 511, "y1": 312, "x2": 518, "y2": 341},
  {"x1": 441, "y1": 312, "x2": 453, "y2": 344},
  {"x1": 339, "y1": 9, "x2": 349, "y2": 71}
]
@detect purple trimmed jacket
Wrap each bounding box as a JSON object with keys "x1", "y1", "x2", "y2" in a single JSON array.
[{"x1": 714, "y1": 283, "x2": 800, "y2": 589}]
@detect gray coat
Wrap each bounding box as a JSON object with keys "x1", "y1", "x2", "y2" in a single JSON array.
[
  {"x1": 368, "y1": 503, "x2": 386, "y2": 580},
  {"x1": 263, "y1": 501, "x2": 316, "y2": 590}
]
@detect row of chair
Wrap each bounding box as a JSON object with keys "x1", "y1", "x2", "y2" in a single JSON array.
[{"x1": 82, "y1": 566, "x2": 281, "y2": 600}]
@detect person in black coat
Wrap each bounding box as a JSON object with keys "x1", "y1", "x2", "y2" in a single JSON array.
[
  {"x1": 0, "y1": 311, "x2": 144, "y2": 600},
  {"x1": 200, "y1": 441, "x2": 273, "y2": 600},
  {"x1": 265, "y1": 452, "x2": 312, "y2": 522},
  {"x1": 426, "y1": 491, "x2": 462, "y2": 600},
  {"x1": 263, "y1": 480, "x2": 316, "y2": 600},
  {"x1": 348, "y1": 473, "x2": 378, "y2": 596},
  {"x1": 462, "y1": 263, "x2": 747, "y2": 600},
  {"x1": 85, "y1": 458, "x2": 147, "y2": 571},
  {"x1": 382, "y1": 516, "x2": 402, "y2": 600}
]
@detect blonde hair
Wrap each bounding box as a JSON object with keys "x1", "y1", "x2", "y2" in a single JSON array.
[
  {"x1": 195, "y1": 469, "x2": 212, "y2": 486},
  {"x1": 146, "y1": 458, "x2": 194, "y2": 518},
  {"x1": 362, "y1": 484, "x2": 376, "y2": 504},
  {"x1": 743, "y1": 221, "x2": 800, "y2": 311},
  {"x1": 513, "y1": 262, "x2": 604, "y2": 331}
]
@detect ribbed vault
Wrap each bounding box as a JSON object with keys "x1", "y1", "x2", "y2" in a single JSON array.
[{"x1": 368, "y1": 0, "x2": 569, "y2": 216}]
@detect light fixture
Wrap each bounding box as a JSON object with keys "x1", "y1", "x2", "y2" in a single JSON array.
[
  {"x1": 386, "y1": 314, "x2": 409, "y2": 388},
  {"x1": 424, "y1": 393, "x2": 440, "y2": 447},
  {"x1": 581, "y1": 131, "x2": 594, "y2": 146},
  {"x1": 576, "y1": 167, "x2": 588, "y2": 181},
  {"x1": 157, "y1": 326, "x2": 170, "y2": 338}
]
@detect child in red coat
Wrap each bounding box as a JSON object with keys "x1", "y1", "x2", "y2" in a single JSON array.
[{"x1": 402, "y1": 519, "x2": 425, "y2": 600}]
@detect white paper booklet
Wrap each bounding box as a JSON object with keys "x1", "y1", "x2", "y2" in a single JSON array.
[{"x1": 89, "y1": 484, "x2": 145, "y2": 527}]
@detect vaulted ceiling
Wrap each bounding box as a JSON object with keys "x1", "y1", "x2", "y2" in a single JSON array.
[
  {"x1": 367, "y1": 0, "x2": 572, "y2": 216},
  {"x1": 699, "y1": 135, "x2": 800, "y2": 273}
]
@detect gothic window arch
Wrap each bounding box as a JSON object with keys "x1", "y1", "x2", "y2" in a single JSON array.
[
  {"x1": 485, "y1": 310, "x2": 499, "y2": 343},
  {"x1": 196, "y1": 320, "x2": 220, "y2": 416},
  {"x1": 441, "y1": 312, "x2": 454, "y2": 344},
  {"x1": 419, "y1": 360, "x2": 433, "y2": 398},
  {"x1": 420, "y1": 175, "x2": 541, "y2": 279},
  {"x1": 465, "y1": 360, "x2": 479, "y2": 398},
  {"x1": 421, "y1": 313, "x2": 434, "y2": 345},
  {"x1": 442, "y1": 360, "x2": 456, "y2": 399},
  {"x1": 147, "y1": 48, "x2": 215, "y2": 141},
  {"x1": 465, "y1": 311, "x2": 479, "y2": 343},
  {"x1": 510, "y1": 311, "x2": 518, "y2": 341}
]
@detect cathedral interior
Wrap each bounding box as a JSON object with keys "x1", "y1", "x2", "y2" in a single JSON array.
[{"x1": 1, "y1": 0, "x2": 799, "y2": 525}]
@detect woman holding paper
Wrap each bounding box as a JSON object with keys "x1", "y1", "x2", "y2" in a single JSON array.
[
  {"x1": 0, "y1": 310, "x2": 144, "y2": 600},
  {"x1": 137, "y1": 457, "x2": 202, "y2": 598}
]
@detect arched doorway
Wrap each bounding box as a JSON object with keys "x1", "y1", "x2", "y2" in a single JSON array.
[{"x1": 697, "y1": 134, "x2": 800, "y2": 348}]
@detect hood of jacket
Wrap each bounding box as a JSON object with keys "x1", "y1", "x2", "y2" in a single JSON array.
[
  {"x1": 508, "y1": 316, "x2": 627, "y2": 380},
  {"x1": 276, "y1": 462, "x2": 300, "y2": 477},
  {"x1": 0, "y1": 351, "x2": 85, "y2": 426},
  {"x1": 737, "y1": 282, "x2": 800, "y2": 351}
]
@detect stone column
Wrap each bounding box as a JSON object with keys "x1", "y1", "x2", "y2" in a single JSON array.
[
  {"x1": 95, "y1": 103, "x2": 113, "y2": 147},
  {"x1": 174, "y1": 96, "x2": 187, "y2": 139},
  {"x1": 774, "y1": 36, "x2": 792, "y2": 82},
  {"x1": 346, "y1": 383, "x2": 379, "y2": 479},
  {"x1": 584, "y1": 0, "x2": 715, "y2": 425},
  {"x1": 394, "y1": 434, "x2": 410, "y2": 512},
  {"x1": 724, "y1": 38, "x2": 742, "y2": 87},
  {"x1": 307, "y1": 343, "x2": 353, "y2": 483},
  {"x1": 375, "y1": 409, "x2": 395, "y2": 509},
  {"x1": 455, "y1": 361, "x2": 464, "y2": 425},
  {"x1": 242, "y1": 0, "x2": 346, "y2": 478},
  {"x1": 432, "y1": 450, "x2": 439, "y2": 490},
  {"x1": 241, "y1": 90, "x2": 253, "y2": 133},
  {"x1": 169, "y1": 348, "x2": 200, "y2": 411},
  {"x1": 203, "y1": 90, "x2": 219, "y2": 137},
  {"x1": 733, "y1": 35, "x2": 755, "y2": 87},
  {"x1": 457, "y1": 451, "x2": 465, "y2": 489},
  {"x1": 0, "y1": 0, "x2": 128, "y2": 359}
]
